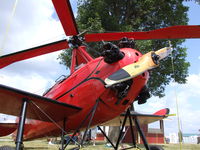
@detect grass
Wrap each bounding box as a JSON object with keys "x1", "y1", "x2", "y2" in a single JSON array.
[{"x1": 1, "y1": 136, "x2": 200, "y2": 150}]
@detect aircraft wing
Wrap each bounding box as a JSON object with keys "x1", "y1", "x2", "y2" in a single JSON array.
[
  {"x1": 0, "y1": 84, "x2": 82, "y2": 122},
  {"x1": 101, "y1": 108, "x2": 169, "y2": 126},
  {"x1": 0, "y1": 123, "x2": 18, "y2": 136}
]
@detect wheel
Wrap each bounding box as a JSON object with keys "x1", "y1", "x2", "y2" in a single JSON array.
[
  {"x1": 149, "y1": 145, "x2": 164, "y2": 150},
  {"x1": 0, "y1": 146, "x2": 15, "y2": 150}
]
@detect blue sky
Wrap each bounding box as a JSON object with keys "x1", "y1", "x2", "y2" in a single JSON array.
[
  {"x1": 0, "y1": 0, "x2": 200, "y2": 137},
  {"x1": 184, "y1": 1, "x2": 200, "y2": 74}
]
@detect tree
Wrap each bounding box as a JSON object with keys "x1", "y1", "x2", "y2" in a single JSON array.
[{"x1": 58, "y1": 0, "x2": 190, "y2": 97}]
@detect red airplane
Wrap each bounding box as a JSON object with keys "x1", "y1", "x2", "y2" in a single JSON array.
[{"x1": 0, "y1": 0, "x2": 200, "y2": 150}]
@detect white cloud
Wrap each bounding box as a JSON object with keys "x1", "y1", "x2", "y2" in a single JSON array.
[
  {"x1": 0, "y1": 0, "x2": 66, "y2": 53},
  {"x1": 0, "y1": 0, "x2": 68, "y2": 91},
  {"x1": 0, "y1": 71, "x2": 54, "y2": 95}
]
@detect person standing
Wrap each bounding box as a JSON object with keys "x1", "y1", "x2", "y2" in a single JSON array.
[{"x1": 91, "y1": 127, "x2": 97, "y2": 146}]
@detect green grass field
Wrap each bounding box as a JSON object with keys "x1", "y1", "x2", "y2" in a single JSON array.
[{"x1": 1, "y1": 136, "x2": 200, "y2": 150}]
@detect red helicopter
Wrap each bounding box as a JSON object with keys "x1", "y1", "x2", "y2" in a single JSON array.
[{"x1": 0, "y1": 0, "x2": 200, "y2": 150}]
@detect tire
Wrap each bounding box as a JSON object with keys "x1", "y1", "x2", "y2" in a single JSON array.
[
  {"x1": 149, "y1": 145, "x2": 164, "y2": 150},
  {"x1": 0, "y1": 146, "x2": 15, "y2": 150}
]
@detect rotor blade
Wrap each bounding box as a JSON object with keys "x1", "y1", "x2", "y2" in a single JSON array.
[
  {"x1": 0, "y1": 39, "x2": 69, "y2": 69},
  {"x1": 105, "y1": 47, "x2": 171, "y2": 87},
  {"x1": 85, "y1": 25, "x2": 200, "y2": 42},
  {"x1": 52, "y1": 0, "x2": 79, "y2": 36}
]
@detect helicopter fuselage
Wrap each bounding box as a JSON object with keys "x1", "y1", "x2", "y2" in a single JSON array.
[{"x1": 22, "y1": 48, "x2": 148, "y2": 140}]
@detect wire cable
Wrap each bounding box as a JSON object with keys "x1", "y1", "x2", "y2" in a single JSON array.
[{"x1": 169, "y1": 41, "x2": 183, "y2": 150}]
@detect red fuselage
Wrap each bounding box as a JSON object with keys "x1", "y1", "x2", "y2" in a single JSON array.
[{"x1": 22, "y1": 48, "x2": 149, "y2": 140}]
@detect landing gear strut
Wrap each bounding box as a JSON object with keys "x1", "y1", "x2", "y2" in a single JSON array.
[
  {"x1": 15, "y1": 98, "x2": 28, "y2": 150},
  {"x1": 60, "y1": 99, "x2": 100, "y2": 150},
  {"x1": 97, "y1": 105, "x2": 156, "y2": 150}
]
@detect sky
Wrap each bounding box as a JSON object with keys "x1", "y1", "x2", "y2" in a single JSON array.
[{"x1": 0, "y1": 0, "x2": 200, "y2": 137}]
